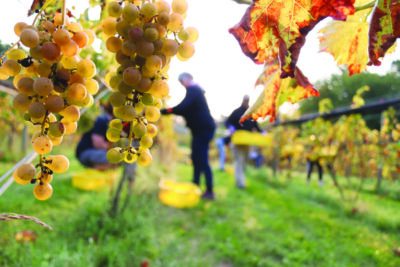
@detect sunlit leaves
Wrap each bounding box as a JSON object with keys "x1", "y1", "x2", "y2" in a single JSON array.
[
  {"x1": 319, "y1": 0, "x2": 372, "y2": 75},
  {"x1": 241, "y1": 60, "x2": 319, "y2": 122}
]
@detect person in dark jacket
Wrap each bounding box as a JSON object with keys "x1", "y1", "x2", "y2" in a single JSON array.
[
  {"x1": 161, "y1": 73, "x2": 216, "y2": 199},
  {"x1": 226, "y1": 95, "x2": 263, "y2": 188}
]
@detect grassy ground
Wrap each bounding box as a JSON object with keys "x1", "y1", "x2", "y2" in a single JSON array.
[{"x1": 1, "y1": 155, "x2": 400, "y2": 267}]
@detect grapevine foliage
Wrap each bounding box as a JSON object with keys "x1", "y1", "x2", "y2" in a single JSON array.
[{"x1": 230, "y1": 0, "x2": 400, "y2": 122}]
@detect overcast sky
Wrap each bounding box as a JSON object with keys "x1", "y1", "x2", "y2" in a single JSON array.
[{"x1": 3, "y1": 0, "x2": 400, "y2": 119}]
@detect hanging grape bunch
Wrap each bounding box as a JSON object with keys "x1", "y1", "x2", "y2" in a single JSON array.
[
  {"x1": 1, "y1": 7, "x2": 98, "y2": 200},
  {"x1": 103, "y1": 0, "x2": 198, "y2": 166}
]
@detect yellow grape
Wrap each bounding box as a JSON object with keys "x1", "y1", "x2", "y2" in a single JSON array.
[
  {"x1": 178, "y1": 29, "x2": 189, "y2": 41},
  {"x1": 62, "y1": 120, "x2": 78, "y2": 135},
  {"x1": 14, "y1": 172, "x2": 31, "y2": 185},
  {"x1": 156, "y1": 0, "x2": 171, "y2": 14},
  {"x1": 186, "y1": 27, "x2": 199, "y2": 43},
  {"x1": 135, "y1": 100, "x2": 145, "y2": 113},
  {"x1": 145, "y1": 106, "x2": 161, "y2": 122},
  {"x1": 46, "y1": 155, "x2": 70, "y2": 173},
  {"x1": 115, "y1": 105, "x2": 136, "y2": 121},
  {"x1": 122, "y1": 41, "x2": 136, "y2": 56},
  {"x1": 168, "y1": 13, "x2": 184, "y2": 31},
  {"x1": 14, "y1": 22, "x2": 28, "y2": 36},
  {"x1": 116, "y1": 19, "x2": 130, "y2": 38},
  {"x1": 61, "y1": 55, "x2": 79, "y2": 69},
  {"x1": 68, "y1": 73, "x2": 86, "y2": 85},
  {"x1": 41, "y1": 21, "x2": 56, "y2": 34},
  {"x1": 123, "y1": 151, "x2": 138, "y2": 164},
  {"x1": 149, "y1": 80, "x2": 169, "y2": 98},
  {"x1": 50, "y1": 135, "x2": 63, "y2": 146},
  {"x1": 60, "y1": 105, "x2": 80, "y2": 122},
  {"x1": 13, "y1": 93, "x2": 31, "y2": 113},
  {"x1": 16, "y1": 163, "x2": 36, "y2": 181},
  {"x1": 77, "y1": 59, "x2": 96, "y2": 78},
  {"x1": 106, "y1": 128, "x2": 121, "y2": 142},
  {"x1": 110, "y1": 119, "x2": 123, "y2": 129},
  {"x1": 54, "y1": 13, "x2": 69, "y2": 26},
  {"x1": 146, "y1": 123, "x2": 158, "y2": 138},
  {"x1": 30, "y1": 46, "x2": 43, "y2": 60},
  {"x1": 24, "y1": 61, "x2": 39, "y2": 76},
  {"x1": 85, "y1": 78, "x2": 99, "y2": 95},
  {"x1": 72, "y1": 31, "x2": 89, "y2": 48},
  {"x1": 172, "y1": 0, "x2": 188, "y2": 14},
  {"x1": 140, "y1": 135, "x2": 153, "y2": 148},
  {"x1": 37, "y1": 61, "x2": 52, "y2": 77},
  {"x1": 3, "y1": 59, "x2": 21, "y2": 76},
  {"x1": 161, "y1": 39, "x2": 179, "y2": 56},
  {"x1": 82, "y1": 93, "x2": 94, "y2": 107},
  {"x1": 0, "y1": 67, "x2": 9, "y2": 80},
  {"x1": 45, "y1": 95, "x2": 65, "y2": 113},
  {"x1": 123, "y1": 67, "x2": 141, "y2": 86},
  {"x1": 144, "y1": 28, "x2": 159, "y2": 42},
  {"x1": 108, "y1": 1, "x2": 122, "y2": 17},
  {"x1": 20, "y1": 28, "x2": 40, "y2": 48},
  {"x1": 107, "y1": 147, "x2": 122, "y2": 164},
  {"x1": 61, "y1": 40, "x2": 79, "y2": 57},
  {"x1": 110, "y1": 74, "x2": 123, "y2": 90},
  {"x1": 28, "y1": 101, "x2": 46, "y2": 119},
  {"x1": 136, "y1": 77, "x2": 152, "y2": 93},
  {"x1": 138, "y1": 150, "x2": 152, "y2": 167},
  {"x1": 101, "y1": 17, "x2": 117, "y2": 36},
  {"x1": 53, "y1": 29, "x2": 71, "y2": 46},
  {"x1": 106, "y1": 36, "x2": 123, "y2": 53},
  {"x1": 33, "y1": 183, "x2": 53, "y2": 201},
  {"x1": 13, "y1": 74, "x2": 29, "y2": 88},
  {"x1": 178, "y1": 41, "x2": 195, "y2": 58},
  {"x1": 8, "y1": 49, "x2": 26, "y2": 61},
  {"x1": 109, "y1": 91, "x2": 126, "y2": 107},
  {"x1": 33, "y1": 77, "x2": 54, "y2": 96},
  {"x1": 65, "y1": 83, "x2": 87, "y2": 105},
  {"x1": 33, "y1": 136, "x2": 53, "y2": 155},
  {"x1": 145, "y1": 55, "x2": 162, "y2": 72},
  {"x1": 36, "y1": 171, "x2": 53, "y2": 184},
  {"x1": 66, "y1": 22, "x2": 83, "y2": 32},
  {"x1": 122, "y1": 4, "x2": 139, "y2": 23},
  {"x1": 83, "y1": 29, "x2": 96, "y2": 46},
  {"x1": 48, "y1": 121, "x2": 66, "y2": 137}
]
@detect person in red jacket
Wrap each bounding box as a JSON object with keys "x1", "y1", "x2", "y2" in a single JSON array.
[{"x1": 161, "y1": 73, "x2": 216, "y2": 199}]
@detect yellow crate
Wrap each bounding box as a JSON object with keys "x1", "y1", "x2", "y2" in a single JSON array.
[
  {"x1": 158, "y1": 179, "x2": 201, "y2": 208},
  {"x1": 231, "y1": 130, "x2": 272, "y2": 146},
  {"x1": 72, "y1": 169, "x2": 117, "y2": 191}
]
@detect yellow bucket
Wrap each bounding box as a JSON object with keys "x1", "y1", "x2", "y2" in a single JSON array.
[
  {"x1": 72, "y1": 169, "x2": 117, "y2": 191},
  {"x1": 158, "y1": 179, "x2": 202, "y2": 208},
  {"x1": 231, "y1": 130, "x2": 271, "y2": 146}
]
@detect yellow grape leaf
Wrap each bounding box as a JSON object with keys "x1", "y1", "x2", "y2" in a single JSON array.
[
  {"x1": 319, "y1": 0, "x2": 372, "y2": 75},
  {"x1": 242, "y1": 60, "x2": 319, "y2": 122}
]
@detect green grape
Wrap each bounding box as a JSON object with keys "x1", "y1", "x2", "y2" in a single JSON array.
[
  {"x1": 133, "y1": 122, "x2": 147, "y2": 138},
  {"x1": 123, "y1": 151, "x2": 138, "y2": 164},
  {"x1": 33, "y1": 135, "x2": 53, "y2": 155},
  {"x1": 30, "y1": 45, "x2": 43, "y2": 60},
  {"x1": 110, "y1": 91, "x2": 126, "y2": 107},
  {"x1": 114, "y1": 105, "x2": 136, "y2": 121},
  {"x1": 107, "y1": 1, "x2": 122, "y2": 17},
  {"x1": 178, "y1": 29, "x2": 189, "y2": 41},
  {"x1": 135, "y1": 100, "x2": 145, "y2": 113},
  {"x1": 146, "y1": 123, "x2": 158, "y2": 138},
  {"x1": 144, "y1": 28, "x2": 159, "y2": 42},
  {"x1": 110, "y1": 74, "x2": 122, "y2": 90},
  {"x1": 28, "y1": 101, "x2": 46, "y2": 119},
  {"x1": 186, "y1": 27, "x2": 199, "y2": 43},
  {"x1": 122, "y1": 4, "x2": 139, "y2": 23},
  {"x1": 106, "y1": 127, "x2": 121, "y2": 142},
  {"x1": 141, "y1": 3, "x2": 157, "y2": 18},
  {"x1": 33, "y1": 77, "x2": 54, "y2": 96},
  {"x1": 154, "y1": 98, "x2": 163, "y2": 109},
  {"x1": 107, "y1": 147, "x2": 122, "y2": 164},
  {"x1": 60, "y1": 105, "x2": 80, "y2": 122},
  {"x1": 145, "y1": 106, "x2": 161, "y2": 122},
  {"x1": 48, "y1": 122, "x2": 66, "y2": 137},
  {"x1": 13, "y1": 93, "x2": 31, "y2": 113},
  {"x1": 138, "y1": 150, "x2": 152, "y2": 166},
  {"x1": 158, "y1": 12, "x2": 171, "y2": 26},
  {"x1": 142, "y1": 93, "x2": 154, "y2": 106},
  {"x1": 118, "y1": 80, "x2": 134, "y2": 95},
  {"x1": 140, "y1": 135, "x2": 153, "y2": 148},
  {"x1": 109, "y1": 119, "x2": 123, "y2": 130}
]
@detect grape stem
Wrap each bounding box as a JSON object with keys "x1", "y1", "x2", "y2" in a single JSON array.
[
  {"x1": 61, "y1": 0, "x2": 66, "y2": 26},
  {"x1": 0, "y1": 43, "x2": 19, "y2": 64},
  {"x1": 32, "y1": 0, "x2": 57, "y2": 26},
  {"x1": 355, "y1": 0, "x2": 376, "y2": 12}
]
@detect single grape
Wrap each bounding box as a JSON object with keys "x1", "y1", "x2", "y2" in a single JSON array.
[
  {"x1": 122, "y1": 41, "x2": 136, "y2": 56},
  {"x1": 107, "y1": 147, "x2": 122, "y2": 164},
  {"x1": 13, "y1": 172, "x2": 31, "y2": 185},
  {"x1": 20, "y1": 28, "x2": 40, "y2": 48},
  {"x1": 133, "y1": 122, "x2": 147, "y2": 138},
  {"x1": 53, "y1": 29, "x2": 71, "y2": 46},
  {"x1": 109, "y1": 91, "x2": 126, "y2": 107},
  {"x1": 145, "y1": 106, "x2": 161, "y2": 122},
  {"x1": 72, "y1": 31, "x2": 89, "y2": 48},
  {"x1": 158, "y1": 12, "x2": 171, "y2": 26},
  {"x1": 118, "y1": 80, "x2": 134, "y2": 95},
  {"x1": 136, "y1": 40, "x2": 154, "y2": 58},
  {"x1": 28, "y1": 101, "x2": 46, "y2": 119},
  {"x1": 123, "y1": 67, "x2": 141, "y2": 86},
  {"x1": 85, "y1": 78, "x2": 99, "y2": 95},
  {"x1": 61, "y1": 120, "x2": 78, "y2": 135},
  {"x1": 84, "y1": 29, "x2": 96, "y2": 46},
  {"x1": 3, "y1": 59, "x2": 21, "y2": 76},
  {"x1": 50, "y1": 135, "x2": 63, "y2": 146},
  {"x1": 156, "y1": 0, "x2": 171, "y2": 14},
  {"x1": 48, "y1": 121, "x2": 66, "y2": 137},
  {"x1": 128, "y1": 26, "x2": 143, "y2": 43},
  {"x1": 172, "y1": 0, "x2": 188, "y2": 14},
  {"x1": 77, "y1": 59, "x2": 96, "y2": 78},
  {"x1": 45, "y1": 95, "x2": 65, "y2": 113},
  {"x1": 14, "y1": 22, "x2": 28, "y2": 36},
  {"x1": 140, "y1": 135, "x2": 153, "y2": 148},
  {"x1": 37, "y1": 61, "x2": 53, "y2": 77},
  {"x1": 13, "y1": 93, "x2": 31, "y2": 113},
  {"x1": 45, "y1": 155, "x2": 69, "y2": 173},
  {"x1": 135, "y1": 100, "x2": 145, "y2": 113},
  {"x1": 168, "y1": 13, "x2": 184, "y2": 31},
  {"x1": 178, "y1": 29, "x2": 189, "y2": 41},
  {"x1": 122, "y1": 4, "x2": 139, "y2": 23},
  {"x1": 33, "y1": 183, "x2": 53, "y2": 201},
  {"x1": 117, "y1": 105, "x2": 136, "y2": 122},
  {"x1": 149, "y1": 80, "x2": 169, "y2": 98},
  {"x1": 106, "y1": 36, "x2": 123, "y2": 53},
  {"x1": 141, "y1": 3, "x2": 157, "y2": 18},
  {"x1": 145, "y1": 55, "x2": 162, "y2": 72},
  {"x1": 41, "y1": 20, "x2": 56, "y2": 34},
  {"x1": 30, "y1": 45, "x2": 43, "y2": 60},
  {"x1": 142, "y1": 93, "x2": 154, "y2": 106},
  {"x1": 61, "y1": 55, "x2": 79, "y2": 69},
  {"x1": 41, "y1": 42, "x2": 61, "y2": 61},
  {"x1": 68, "y1": 73, "x2": 86, "y2": 85},
  {"x1": 162, "y1": 39, "x2": 179, "y2": 56},
  {"x1": 36, "y1": 171, "x2": 53, "y2": 184},
  {"x1": 33, "y1": 77, "x2": 54, "y2": 96},
  {"x1": 106, "y1": 128, "x2": 121, "y2": 142},
  {"x1": 61, "y1": 40, "x2": 79, "y2": 57},
  {"x1": 108, "y1": 1, "x2": 122, "y2": 17},
  {"x1": 138, "y1": 150, "x2": 152, "y2": 166},
  {"x1": 56, "y1": 68, "x2": 71, "y2": 83},
  {"x1": 8, "y1": 49, "x2": 26, "y2": 61},
  {"x1": 146, "y1": 123, "x2": 158, "y2": 137},
  {"x1": 66, "y1": 22, "x2": 83, "y2": 32},
  {"x1": 110, "y1": 119, "x2": 123, "y2": 130},
  {"x1": 54, "y1": 13, "x2": 69, "y2": 26},
  {"x1": 178, "y1": 41, "x2": 195, "y2": 59},
  {"x1": 124, "y1": 151, "x2": 138, "y2": 164},
  {"x1": 136, "y1": 77, "x2": 152, "y2": 93},
  {"x1": 66, "y1": 83, "x2": 87, "y2": 105},
  {"x1": 144, "y1": 28, "x2": 159, "y2": 42},
  {"x1": 60, "y1": 105, "x2": 80, "y2": 122},
  {"x1": 186, "y1": 27, "x2": 199, "y2": 43},
  {"x1": 33, "y1": 135, "x2": 53, "y2": 155},
  {"x1": 16, "y1": 163, "x2": 36, "y2": 181}
]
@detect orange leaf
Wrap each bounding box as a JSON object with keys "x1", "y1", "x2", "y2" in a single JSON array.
[
  {"x1": 230, "y1": 0, "x2": 355, "y2": 78},
  {"x1": 242, "y1": 60, "x2": 319, "y2": 122}
]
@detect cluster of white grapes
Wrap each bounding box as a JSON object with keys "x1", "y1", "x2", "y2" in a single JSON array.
[
  {"x1": 102, "y1": 0, "x2": 198, "y2": 166},
  {"x1": 0, "y1": 13, "x2": 97, "y2": 200}
]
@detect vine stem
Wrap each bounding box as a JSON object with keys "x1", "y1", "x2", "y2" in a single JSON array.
[
  {"x1": 32, "y1": 0, "x2": 57, "y2": 26},
  {"x1": 355, "y1": 0, "x2": 376, "y2": 12},
  {"x1": 61, "y1": 0, "x2": 66, "y2": 26}
]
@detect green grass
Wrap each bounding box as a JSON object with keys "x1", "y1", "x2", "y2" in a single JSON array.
[{"x1": 1, "y1": 156, "x2": 400, "y2": 267}]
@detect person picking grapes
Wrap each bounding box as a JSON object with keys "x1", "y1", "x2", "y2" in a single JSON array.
[
  {"x1": 226, "y1": 95, "x2": 264, "y2": 189},
  {"x1": 76, "y1": 104, "x2": 116, "y2": 170},
  {"x1": 161, "y1": 73, "x2": 216, "y2": 199}
]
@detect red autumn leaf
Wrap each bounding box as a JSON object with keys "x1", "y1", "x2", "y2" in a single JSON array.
[
  {"x1": 230, "y1": 0, "x2": 355, "y2": 78},
  {"x1": 28, "y1": 0, "x2": 46, "y2": 16},
  {"x1": 241, "y1": 60, "x2": 319, "y2": 122},
  {"x1": 368, "y1": 0, "x2": 400, "y2": 66}
]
